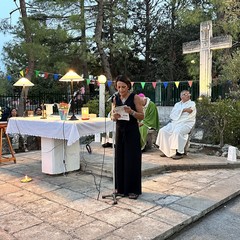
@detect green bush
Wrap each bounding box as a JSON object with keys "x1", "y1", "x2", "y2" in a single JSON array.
[
  {"x1": 82, "y1": 96, "x2": 111, "y2": 117},
  {"x1": 196, "y1": 96, "x2": 240, "y2": 147}
]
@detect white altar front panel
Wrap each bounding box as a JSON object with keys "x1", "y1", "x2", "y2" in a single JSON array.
[{"x1": 41, "y1": 137, "x2": 80, "y2": 174}]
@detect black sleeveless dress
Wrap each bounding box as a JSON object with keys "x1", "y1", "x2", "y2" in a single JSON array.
[{"x1": 114, "y1": 92, "x2": 142, "y2": 196}]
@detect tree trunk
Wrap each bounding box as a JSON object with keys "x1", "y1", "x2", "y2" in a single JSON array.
[
  {"x1": 95, "y1": 0, "x2": 112, "y2": 82},
  {"x1": 18, "y1": 0, "x2": 35, "y2": 116},
  {"x1": 80, "y1": 0, "x2": 88, "y2": 78}
]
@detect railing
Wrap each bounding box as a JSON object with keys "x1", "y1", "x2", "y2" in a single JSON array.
[
  {"x1": 133, "y1": 81, "x2": 230, "y2": 106},
  {"x1": 0, "y1": 82, "x2": 230, "y2": 116}
]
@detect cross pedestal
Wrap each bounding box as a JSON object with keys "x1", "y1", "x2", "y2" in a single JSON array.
[{"x1": 183, "y1": 20, "x2": 232, "y2": 97}]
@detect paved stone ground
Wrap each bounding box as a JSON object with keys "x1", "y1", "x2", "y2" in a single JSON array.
[{"x1": 1, "y1": 143, "x2": 240, "y2": 240}]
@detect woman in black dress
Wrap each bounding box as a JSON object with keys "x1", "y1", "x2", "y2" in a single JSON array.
[{"x1": 112, "y1": 75, "x2": 144, "y2": 199}]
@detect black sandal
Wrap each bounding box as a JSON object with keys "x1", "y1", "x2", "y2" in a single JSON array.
[{"x1": 128, "y1": 193, "x2": 139, "y2": 200}]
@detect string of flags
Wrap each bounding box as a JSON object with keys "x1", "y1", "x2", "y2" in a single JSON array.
[
  {"x1": 6, "y1": 69, "x2": 63, "y2": 81},
  {"x1": 6, "y1": 68, "x2": 198, "y2": 89}
]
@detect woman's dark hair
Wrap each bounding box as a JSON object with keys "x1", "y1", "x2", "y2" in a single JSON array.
[
  {"x1": 35, "y1": 106, "x2": 42, "y2": 111},
  {"x1": 114, "y1": 75, "x2": 132, "y2": 90},
  {"x1": 9, "y1": 108, "x2": 18, "y2": 117}
]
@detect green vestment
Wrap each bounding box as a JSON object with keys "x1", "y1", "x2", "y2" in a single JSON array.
[{"x1": 139, "y1": 99, "x2": 159, "y2": 150}]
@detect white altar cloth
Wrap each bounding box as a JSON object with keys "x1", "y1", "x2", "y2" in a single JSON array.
[
  {"x1": 6, "y1": 116, "x2": 114, "y2": 146},
  {"x1": 6, "y1": 116, "x2": 115, "y2": 174}
]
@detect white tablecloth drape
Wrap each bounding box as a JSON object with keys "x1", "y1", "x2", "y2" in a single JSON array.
[{"x1": 6, "y1": 116, "x2": 115, "y2": 146}]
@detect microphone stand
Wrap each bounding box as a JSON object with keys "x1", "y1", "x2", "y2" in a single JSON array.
[
  {"x1": 69, "y1": 81, "x2": 78, "y2": 120},
  {"x1": 102, "y1": 137, "x2": 124, "y2": 204},
  {"x1": 102, "y1": 106, "x2": 124, "y2": 204}
]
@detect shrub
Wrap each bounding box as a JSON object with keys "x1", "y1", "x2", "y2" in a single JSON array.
[{"x1": 196, "y1": 96, "x2": 240, "y2": 147}]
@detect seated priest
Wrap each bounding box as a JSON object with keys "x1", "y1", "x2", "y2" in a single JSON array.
[
  {"x1": 138, "y1": 93, "x2": 159, "y2": 151},
  {"x1": 155, "y1": 90, "x2": 196, "y2": 160}
]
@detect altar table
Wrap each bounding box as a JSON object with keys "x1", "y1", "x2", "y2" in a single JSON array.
[{"x1": 6, "y1": 116, "x2": 115, "y2": 174}]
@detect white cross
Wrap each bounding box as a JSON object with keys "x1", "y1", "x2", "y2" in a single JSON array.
[{"x1": 183, "y1": 20, "x2": 232, "y2": 97}]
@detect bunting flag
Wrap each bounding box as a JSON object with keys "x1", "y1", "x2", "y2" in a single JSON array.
[
  {"x1": 44, "y1": 72, "x2": 49, "y2": 79},
  {"x1": 175, "y1": 81, "x2": 180, "y2": 88},
  {"x1": 163, "y1": 82, "x2": 168, "y2": 89},
  {"x1": 53, "y1": 73, "x2": 59, "y2": 80},
  {"x1": 20, "y1": 70, "x2": 24, "y2": 77},
  {"x1": 131, "y1": 82, "x2": 134, "y2": 87},
  {"x1": 25, "y1": 67, "x2": 29, "y2": 75},
  {"x1": 86, "y1": 79, "x2": 91, "y2": 85},
  {"x1": 7, "y1": 75, "x2": 12, "y2": 81},
  {"x1": 39, "y1": 73, "x2": 45, "y2": 78},
  {"x1": 35, "y1": 70, "x2": 40, "y2": 77},
  {"x1": 141, "y1": 82, "x2": 146, "y2": 89},
  {"x1": 188, "y1": 81, "x2": 193, "y2": 87},
  {"x1": 152, "y1": 82, "x2": 157, "y2": 89},
  {"x1": 107, "y1": 80, "x2": 112, "y2": 87}
]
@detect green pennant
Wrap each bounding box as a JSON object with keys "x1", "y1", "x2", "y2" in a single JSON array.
[{"x1": 141, "y1": 82, "x2": 146, "y2": 89}]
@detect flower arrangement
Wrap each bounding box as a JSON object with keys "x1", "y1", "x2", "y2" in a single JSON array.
[{"x1": 59, "y1": 102, "x2": 69, "y2": 109}]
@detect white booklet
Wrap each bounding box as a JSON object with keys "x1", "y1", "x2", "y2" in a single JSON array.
[{"x1": 114, "y1": 105, "x2": 130, "y2": 121}]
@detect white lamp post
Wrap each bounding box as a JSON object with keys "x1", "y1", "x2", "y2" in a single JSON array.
[
  {"x1": 98, "y1": 75, "x2": 107, "y2": 117},
  {"x1": 94, "y1": 75, "x2": 107, "y2": 143},
  {"x1": 13, "y1": 77, "x2": 34, "y2": 117}
]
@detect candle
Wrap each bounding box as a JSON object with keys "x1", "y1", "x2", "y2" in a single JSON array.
[{"x1": 81, "y1": 107, "x2": 89, "y2": 120}]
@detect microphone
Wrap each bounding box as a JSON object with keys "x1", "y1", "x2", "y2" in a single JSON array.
[
  {"x1": 107, "y1": 91, "x2": 118, "y2": 102},
  {"x1": 73, "y1": 90, "x2": 80, "y2": 97}
]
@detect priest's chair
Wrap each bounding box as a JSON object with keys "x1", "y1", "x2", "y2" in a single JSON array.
[
  {"x1": 184, "y1": 125, "x2": 195, "y2": 155},
  {"x1": 0, "y1": 122, "x2": 16, "y2": 164}
]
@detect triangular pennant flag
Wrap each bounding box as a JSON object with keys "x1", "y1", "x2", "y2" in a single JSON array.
[
  {"x1": 86, "y1": 79, "x2": 90, "y2": 85},
  {"x1": 107, "y1": 80, "x2": 112, "y2": 87},
  {"x1": 20, "y1": 70, "x2": 24, "y2": 77},
  {"x1": 175, "y1": 81, "x2": 180, "y2": 88},
  {"x1": 141, "y1": 82, "x2": 146, "y2": 89},
  {"x1": 152, "y1": 82, "x2": 157, "y2": 89},
  {"x1": 53, "y1": 73, "x2": 59, "y2": 80},
  {"x1": 35, "y1": 70, "x2": 40, "y2": 77},
  {"x1": 44, "y1": 72, "x2": 49, "y2": 79},
  {"x1": 131, "y1": 82, "x2": 134, "y2": 86},
  {"x1": 188, "y1": 81, "x2": 193, "y2": 87},
  {"x1": 163, "y1": 82, "x2": 168, "y2": 89},
  {"x1": 25, "y1": 67, "x2": 29, "y2": 75},
  {"x1": 7, "y1": 75, "x2": 12, "y2": 81}
]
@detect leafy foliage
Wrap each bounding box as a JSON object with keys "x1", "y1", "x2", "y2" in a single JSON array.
[{"x1": 196, "y1": 96, "x2": 240, "y2": 147}]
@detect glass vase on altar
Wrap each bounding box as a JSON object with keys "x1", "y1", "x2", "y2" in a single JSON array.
[{"x1": 57, "y1": 103, "x2": 70, "y2": 120}]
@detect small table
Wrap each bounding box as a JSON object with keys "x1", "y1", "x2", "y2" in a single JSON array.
[{"x1": 7, "y1": 116, "x2": 114, "y2": 174}]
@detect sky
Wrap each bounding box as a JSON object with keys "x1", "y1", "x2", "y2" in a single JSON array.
[{"x1": 0, "y1": 0, "x2": 20, "y2": 73}]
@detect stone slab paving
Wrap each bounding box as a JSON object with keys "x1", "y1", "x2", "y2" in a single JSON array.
[{"x1": 0, "y1": 144, "x2": 240, "y2": 239}]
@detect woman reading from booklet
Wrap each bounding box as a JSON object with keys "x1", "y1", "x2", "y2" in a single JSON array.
[{"x1": 111, "y1": 75, "x2": 144, "y2": 200}]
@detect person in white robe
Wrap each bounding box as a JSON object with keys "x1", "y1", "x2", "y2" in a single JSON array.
[{"x1": 155, "y1": 90, "x2": 196, "y2": 159}]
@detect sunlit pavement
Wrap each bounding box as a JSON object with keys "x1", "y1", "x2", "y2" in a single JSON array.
[{"x1": 1, "y1": 143, "x2": 240, "y2": 240}]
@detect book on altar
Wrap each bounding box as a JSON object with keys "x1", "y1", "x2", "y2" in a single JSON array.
[{"x1": 114, "y1": 105, "x2": 130, "y2": 121}]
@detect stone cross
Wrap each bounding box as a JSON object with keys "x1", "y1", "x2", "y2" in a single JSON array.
[{"x1": 183, "y1": 20, "x2": 232, "y2": 96}]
